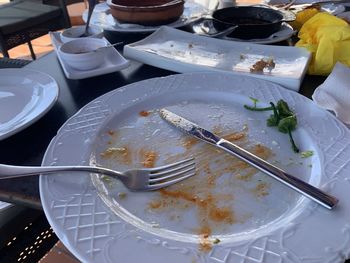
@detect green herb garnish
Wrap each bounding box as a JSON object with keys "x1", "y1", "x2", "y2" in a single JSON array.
[
  {"x1": 267, "y1": 102, "x2": 279, "y2": 126},
  {"x1": 244, "y1": 98, "x2": 300, "y2": 153},
  {"x1": 301, "y1": 150, "x2": 314, "y2": 158},
  {"x1": 277, "y1": 115, "x2": 299, "y2": 153},
  {"x1": 213, "y1": 238, "x2": 221, "y2": 244},
  {"x1": 244, "y1": 97, "x2": 273, "y2": 111}
]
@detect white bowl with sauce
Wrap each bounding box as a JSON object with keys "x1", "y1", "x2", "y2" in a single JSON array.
[
  {"x1": 58, "y1": 38, "x2": 108, "y2": 71},
  {"x1": 60, "y1": 25, "x2": 104, "y2": 43}
]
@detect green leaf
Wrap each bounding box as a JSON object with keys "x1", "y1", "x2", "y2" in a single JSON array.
[
  {"x1": 277, "y1": 100, "x2": 293, "y2": 118},
  {"x1": 249, "y1": 97, "x2": 259, "y2": 106},
  {"x1": 267, "y1": 114, "x2": 279, "y2": 126},
  {"x1": 278, "y1": 115, "x2": 297, "y2": 133}
]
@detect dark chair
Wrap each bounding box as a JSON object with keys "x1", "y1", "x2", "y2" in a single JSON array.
[
  {"x1": 0, "y1": 57, "x2": 31, "y2": 68},
  {"x1": 0, "y1": 0, "x2": 74, "y2": 60}
]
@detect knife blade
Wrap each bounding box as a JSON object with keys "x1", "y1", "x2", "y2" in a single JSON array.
[{"x1": 159, "y1": 108, "x2": 338, "y2": 209}]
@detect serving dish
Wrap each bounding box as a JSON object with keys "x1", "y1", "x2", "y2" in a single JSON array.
[
  {"x1": 193, "y1": 21, "x2": 295, "y2": 44},
  {"x1": 108, "y1": 0, "x2": 185, "y2": 26},
  {"x1": 40, "y1": 72, "x2": 350, "y2": 263},
  {"x1": 123, "y1": 26, "x2": 311, "y2": 91},
  {"x1": 210, "y1": 6, "x2": 294, "y2": 39},
  {"x1": 83, "y1": 0, "x2": 207, "y2": 33},
  {"x1": 60, "y1": 25, "x2": 104, "y2": 43},
  {"x1": 58, "y1": 38, "x2": 108, "y2": 71},
  {"x1": 0, "y1": 69, "x2": 58, "y2": 141},
  {"x1": 49, "y1": 32, "x2": 129, "y2": 80}
]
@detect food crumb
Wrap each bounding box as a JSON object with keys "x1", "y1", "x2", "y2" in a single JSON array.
[
  {"x1": 140, "y1": 150, "x2": 157, "y2": 168},
  {"x1": 139, "y1": 110, "x2": 151, "y2": 117},
  {"x1": 213, "y1": 238, "x2": 221, "y2": 244},
  {"x1": 100, "y1": 147, "x2": 127, "y2": 158},
  {"x1": 301, "y1": 150, "x2": 314, "y2": 158},
  {"x1": 250, "y1": 58, "x2": 275, "y2": 73},
  {"x1": 252, "y1": 182, "x2": 270, "y2": 197},
  {"x1": 118, "y1": 192, "x2": 127, "y2": 199}
]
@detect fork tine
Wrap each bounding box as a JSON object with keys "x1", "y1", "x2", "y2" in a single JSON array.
[
  {"x1": 147, "y1": 172, "x2": 196, "y2": 190},
  {"x1": 149, "y1": 165, "x2": 196, "y2": 183},
  {"x1": 149, "y1": 157, "x2": 195, "y2": 173},
  {"x1": 150, "y1": 161, "x2": 195, "y2": 178}
]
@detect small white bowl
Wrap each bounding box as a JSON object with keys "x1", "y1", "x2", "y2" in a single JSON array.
[
  {"x1": 59, "y1": 38, "x2": 108, "y2": 71},
  {"x1": 60, "y1": 25, "x2": 104, "y2": 43}
]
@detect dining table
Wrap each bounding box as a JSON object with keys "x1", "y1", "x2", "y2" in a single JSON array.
[
  {"x1": 0, "y1": 35, "x2": 326, "y2": 209},
  {"x1": 0, "y1": 18, "x2": 348, "y2": 262}
]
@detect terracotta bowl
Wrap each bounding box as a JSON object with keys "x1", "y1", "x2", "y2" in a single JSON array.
[{"x1": 107, "y1": 0, "x2": 185, "y2": 26}]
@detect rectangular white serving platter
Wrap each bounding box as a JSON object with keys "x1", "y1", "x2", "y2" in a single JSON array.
[
  {"x1": 49, "y1": 32, "x2": 130, "y2": 80},
  {"x1": 124, "y1": 26, "x2": 311, "y2": 91}
]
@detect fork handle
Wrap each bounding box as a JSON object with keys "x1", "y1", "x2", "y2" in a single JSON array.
[
  {"x1": 217, "y1": 139, "x2": 339, "y2": 210},
  {"x1": 0, "y1": 164, "x2": 124, "y2": 179}
]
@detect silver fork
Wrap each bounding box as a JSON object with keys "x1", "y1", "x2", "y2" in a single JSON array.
[{"x1": 0, "y1": 158, "x2": 196, "y2": 191}]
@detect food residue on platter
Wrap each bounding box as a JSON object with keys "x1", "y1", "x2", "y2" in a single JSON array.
[
  {"x1": 99, "y1": 112, "x2": 274, "y2": 253},
  {"x1": 252, "y1": 182, "x2": 270, "y2": 198},
  {"x1": 182, "y1": 137, "x2": 199, "y2": 149},
  {"x1": 118, "y1": 192, "x2": 127, "y2": 199},
  {"x1": 107, "y1": 129, "x2": 115, "y2": 136},
  {"x1": 140, "y1": 149, "x2": 157, "y2": 168},
  {"x1": 250, "y1": 58, "x2": 275, "y2": 73},
  {"x1": 100, "y1": 147, "x2": 132, "y2": 165},
  {"x1": 106, "y1": 130, "x2": 118, "y2": 145},
  {"x1": 139, "y1": 110, "x2": 151, "y2": 117}
]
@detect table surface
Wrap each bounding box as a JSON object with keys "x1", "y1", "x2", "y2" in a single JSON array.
[{"x1": 0, "y1": 30, "x2": 326, "y2": 210}]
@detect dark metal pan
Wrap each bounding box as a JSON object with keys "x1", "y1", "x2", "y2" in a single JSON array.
[{"x1": 211, "y1": 6, "x2": 295, "y2": 40}]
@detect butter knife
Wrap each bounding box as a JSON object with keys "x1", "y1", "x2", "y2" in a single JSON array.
[{"x1": 159, "y1": 108, "x2": 338, "y2": 209}]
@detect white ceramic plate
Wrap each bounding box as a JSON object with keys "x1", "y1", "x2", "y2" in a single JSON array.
[
  {"x1": 83, "y1": 0, "x2": 208, "y2": 33},
  {"x1": 193, "y1": 22, "x2": 295, "y2": 44},
  {"x1": 0, "y1": 69, "x2": 58, "y2": 140},
  {"x1": 49, "y1": 32, "x2": 130, "y2": 80},
  {"x1": 0, "y1": 201, "x2": 11, "y2": 211},
  {"x1": 40, "y1": 72, "x2": 350, "y2": 263},
  {"x1": 123, "y1": 26, "x2": 311, "y2": 91}
]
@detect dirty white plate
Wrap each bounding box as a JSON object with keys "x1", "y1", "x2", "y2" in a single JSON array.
[
  {"x1": 49, "y1": 32, "x2": 129, "y2": 80},
  {"x1": 83, "y1": 0, "x2": 207, "y2": 33},
  {"x1": 0, "y1": 69, "x2": 58, "y2": 140},
  {"x1": 123, "y1": 26, "x2": 311, "y2": 91},
  {"x1": 40, "y1": 72, "x2": 350, "y2": 263}
]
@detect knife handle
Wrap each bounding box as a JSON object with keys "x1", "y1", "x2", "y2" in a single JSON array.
[{"x1": 217, "y1": 139, "x2": 339, "y2": 209}]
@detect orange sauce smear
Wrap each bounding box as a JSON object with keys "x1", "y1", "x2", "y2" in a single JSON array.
[
  {"x1": 139, "y1": 110, "x2": 151, "y2": 117},
  {"x1": 140, "y1": 149, "x2": 157, "y2": 168},
  {"x1": 101, "y1": 123, "x2": 273, "y2": 253}
]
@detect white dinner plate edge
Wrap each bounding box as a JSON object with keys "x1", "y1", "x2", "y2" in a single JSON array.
[{"x1": 0, "y1": 68, "x2": 59, "y2": 141}]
